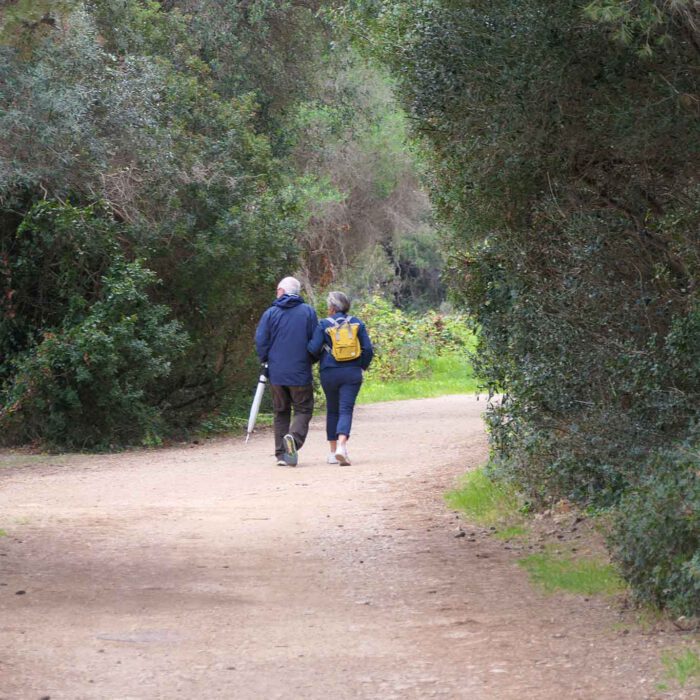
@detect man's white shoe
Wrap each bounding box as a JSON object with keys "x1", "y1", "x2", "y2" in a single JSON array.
[
  {"x1": 335, "y1": 447, "x2": 351, "y2": 466},
  {"x1": 327, "y1": 453, "x2": 338, "y2": 464},
  {"x1": 276, "y1": 459, "x2": 287, "y2": 466}
]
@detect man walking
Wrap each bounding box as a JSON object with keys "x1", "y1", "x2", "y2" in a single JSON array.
[{"x1": 255, "y1": 277, "x2": 318, "y2": 466}]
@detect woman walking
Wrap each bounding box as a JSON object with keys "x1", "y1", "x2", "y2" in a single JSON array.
[{"x1": 308, "y1": 291, "x2": 373, "y2": 465}]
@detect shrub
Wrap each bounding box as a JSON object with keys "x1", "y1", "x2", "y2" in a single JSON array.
[
  {"x1": 610, "y1": 439, "x2": 700, "y2": 615},
  {"x1": 355, "y1": 296, "x2": 433, "y2": 381},
  {"x1": 0, "y1": 201, "x2": 188, "y2": 448},
  {"x1": 356, "y1": 295, "x2": 474, "y2": 382},
  {"x1": 340, "y1": 0, "x2": 700, "y2": 612},
  {"x1": 0, "y1": 257, "x2": 188, "y2": 449}
]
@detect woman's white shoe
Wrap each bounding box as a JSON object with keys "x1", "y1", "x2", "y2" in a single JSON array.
[
  {"x1": 327, "y1": 453, "x2": 338, "y2": 464},
  {"x1": 335, "y1": 448, "x2": 351, "y2": 466}
]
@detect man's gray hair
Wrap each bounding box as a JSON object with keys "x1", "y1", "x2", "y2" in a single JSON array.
[
  {"x1": 277, "y1": 276, "x2": 301, "y2": 296},
  {"x1": 327, "y1": 291, "x2": 351, "y2": 314}
]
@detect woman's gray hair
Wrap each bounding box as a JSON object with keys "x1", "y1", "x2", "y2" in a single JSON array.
[{"x1": 327, "y1": 291, "x2": 351, "y2": 314}]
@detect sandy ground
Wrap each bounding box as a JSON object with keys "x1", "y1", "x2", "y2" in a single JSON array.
[{"x1": 0, "y1": 395, "x2": 695, "y2": 699}]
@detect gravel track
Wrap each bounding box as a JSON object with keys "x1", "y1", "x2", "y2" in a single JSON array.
[{"x1": 0, "y1": 395, "x2": 687, "y2": 699}]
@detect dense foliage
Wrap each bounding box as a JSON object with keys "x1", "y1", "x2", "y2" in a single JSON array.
[
  {"x1": 0, "y1": 1, "x2": 305, "y2": 446},
  {"x1": 0, "y1": 0, "x2": 440, "y2": 447},
  {"x1": 1, "y1": 201, "x2": 188, "y2": 447},
  {"x1": 341, "y1": 0, "x2": 700, "y2": 611},
  {"x1": 611, "y1": 434, "x2": 700, "y2": 614},
  {"x1": 356, "y1": 296, "x2": 472, "y2": 381}
]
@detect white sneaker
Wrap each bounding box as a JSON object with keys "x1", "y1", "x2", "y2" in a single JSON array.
[
  {"x1": 276, "y1": 459, "x2": 287, "y2": 466},
  {"x1": 335, "y1": 447, "x2": 351, "y2": 466},
  {"x1": 327, "y1": 453, "x2": 338, "y2": 464}
]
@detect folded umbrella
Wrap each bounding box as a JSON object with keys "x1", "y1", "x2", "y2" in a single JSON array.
[{"x1": 246, "y1": 363, "x2": 269, "y2": 444}]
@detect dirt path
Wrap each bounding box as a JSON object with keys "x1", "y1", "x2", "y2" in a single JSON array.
[{"x1": 0, "y1": 395, "x2": 689, "y2": 699}]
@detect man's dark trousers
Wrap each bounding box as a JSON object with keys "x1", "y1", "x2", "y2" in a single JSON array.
[{"x1": 271, "y1": 384, "x2": 314, "y2": 458}]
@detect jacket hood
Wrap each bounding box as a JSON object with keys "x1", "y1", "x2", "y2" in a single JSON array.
[{"x1": 273, "y1": 294, "x2": 305, "y2": 309}]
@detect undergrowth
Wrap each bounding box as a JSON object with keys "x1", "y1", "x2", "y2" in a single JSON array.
[
  {"x1": 445, "y1": 467, "x2": 521, "y2": 528},
  {"x1": 447, "y1": 467, "x2": 626, "y2": 598},
  {"x1": 518, "y1": 553, "x2": 625, "y2": 596},
  {"x1": 660, "y1": 648, "x2": 700, "y2": 690}
]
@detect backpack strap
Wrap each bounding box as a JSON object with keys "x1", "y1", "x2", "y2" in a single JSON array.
[
  {"x1": 323, "y1": 315, "x2": 353, "y2": 353},
  {"x1": 323, "y1": 317, "x2": 338, "y2": 353}
]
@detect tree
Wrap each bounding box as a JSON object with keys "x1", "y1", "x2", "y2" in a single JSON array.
[
  {"x1": 0, "y1": 0, "x2": 300, "y2": 444},
  {"x1": 341, "y1": 0, "x2": 700, "y2": 611}
]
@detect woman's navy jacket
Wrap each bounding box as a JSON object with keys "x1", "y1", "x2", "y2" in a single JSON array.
[
  {"x1": 307, "y1": 312, "x2": 374, "y2": 372},
  {"x1": 255, "y1": 294, "x2": 318, "y2": 385}
]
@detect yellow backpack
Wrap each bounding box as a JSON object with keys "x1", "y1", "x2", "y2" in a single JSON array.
[{"x1": 324, "y1": 316, "x2": 361, "y2": 362}]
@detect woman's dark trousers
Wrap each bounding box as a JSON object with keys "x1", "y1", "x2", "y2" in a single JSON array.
[
  {"x1": 321, "y1": 366, "x2": 363, "y2": 440},
  {"x1": 270, "y1": 384, "x2": 314, "y2": 458}
]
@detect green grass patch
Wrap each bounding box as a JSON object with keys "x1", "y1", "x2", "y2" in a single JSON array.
[
  {"x1": 518, "y1": 552, "x2": 625, "y2": 596},
  {"x1": 0, "y1": 529, "x2": 6, "y2": 537},
  {"x1": 494, "y1": 525, "x2": 529, "y2": 540},
  {"x1": 662, "y1": 648, "x2": 700, "y2": 688},
  {"x1": 359, "y1": 353, "x2": 478, "y2": 404},
  {"x1": 445, "y1": 467, "x2": 521, "y2": 527}
]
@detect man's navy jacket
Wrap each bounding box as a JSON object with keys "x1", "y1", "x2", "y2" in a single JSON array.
[{"x1": 255, "y1": 294, "x2": 318, "y2": 386}]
